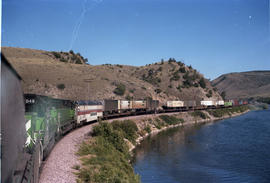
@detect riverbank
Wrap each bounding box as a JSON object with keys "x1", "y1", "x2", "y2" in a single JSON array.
[
  {"x1": 74, "y1": 106, "x2": 249, "y2": 183},
  {"x1": 131, "y1": 106, "x2": 250, "y2": 152}
]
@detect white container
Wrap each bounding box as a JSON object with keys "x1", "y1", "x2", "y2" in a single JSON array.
[
  {"x1": 217, "y1": 100, "x2": 224, "y2": 105},
  {"x1": 120, "y1": 100, "x2": 131, "y2": 110},
  {"x1": 167, "y1": 101, "x2": 184, "y2": 107},
  {"x1": 201, "y1": 100, "x2": 213, "y2": 106}
]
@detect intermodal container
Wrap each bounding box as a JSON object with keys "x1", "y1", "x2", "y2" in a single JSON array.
[
  {"x1": 120, "y1": 100, "x2": 132, "y2": 110},
  {"x1": 233, "y1": 99, "x2": 239, "y2": 106},
  {"x1": 104, "y1": 100, "x2": 119, "y2": 113},
  {"x1": 146, "y1": 99, "x2": 159, "y2": 110},
  {"x1": 167, "y1": 101, "x2": 184, "y2": 108},
  {"x1": 132, "y1": 100, "x2": 146, "y2": 109},
  {"x1": 217, "y1": 100, "x2": 225, "y2": 106},
  {"x1": 184, "y1": 100, "x2": 196, "y2": 107},
  {"x1": 201, "y1": 100, "x2": 214, "y2": 106},
  {"x1": 224, "y1": 101, "x2": 232, "y2": 107}
]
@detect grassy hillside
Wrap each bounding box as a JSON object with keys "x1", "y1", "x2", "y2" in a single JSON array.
[
  {"x1": 2, "y1": 47, "x2": 221, "y2": 104},
  {"x1": 212, "y1": 71, "x2": 270, "y2": 100}
]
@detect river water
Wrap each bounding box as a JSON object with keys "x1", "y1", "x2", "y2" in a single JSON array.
[{"x1": 133, "y1": 108, "x2": 270, "y2": 183}]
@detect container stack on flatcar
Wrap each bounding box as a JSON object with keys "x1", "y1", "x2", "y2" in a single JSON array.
[
  {"x1": 163, "y1": 101, "x2": 184, "y2": 110},
  {"x1": 201, "y1": 100, "x2": 214, "y2": 107}
]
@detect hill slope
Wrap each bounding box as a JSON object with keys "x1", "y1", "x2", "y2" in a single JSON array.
[
  {"x1": 2, "y1": 47, "x2": 221, "y2": 104},
  {"x1": 212, "y1": 71, "x2": 270, "y2": 99}
]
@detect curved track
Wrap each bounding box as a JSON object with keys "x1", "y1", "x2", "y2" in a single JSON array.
[{"x1": 39, "y1": 123, "x2": 95, "y2": 183}]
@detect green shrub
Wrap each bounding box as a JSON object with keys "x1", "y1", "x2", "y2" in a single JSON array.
[
  {"x1": 76, "y1": 136, "x2": 140, "y2": 183},
  {"x1": 183, "y1": 79, "x2": 192, "y2": 88},
  {"x1": 206, "y1": 90, "x2": 213, "y2": 98},
  {"x1": 153, "y1": 118, "x2": 164, "y2": 129},
  {"x1": 60, "y1": 58, "x2": 67, "y2": 62},
  {"x1": 92, "y1": 122, "x2": 129, "y2": 154},
  {"x1": 159, "y1": 115, "x2": 184, "y2": 125},
  {"x1": 262, "y1": 104, "x2": 269, "y2": 109},
  {"x1": 155, "y1": 88, "x2": 162, "y2": 94},
  {"x1": 113, "y1": 83, "x2": 126, "y2": 96},
  {"x1": 176, "y1": 85, "x2": 182, "y2": 92},
  {"x1": 129, "y1": 89, "x2": 135, "y2": 93},
  {"x1": 170, "y1": 71, "x2": 180, "y2": 81},
  {"x1": 144, "y1": 125, "x2": 151, "y2": 134},
  {"x1": 111, "y1": 120, "x2": 138, "y2": 144},
  {"x1": 191, "y1": 111, "x2": 209, "y2": 119},
  {"x1": 142, "y1": 71, "x2": 161, "y2": 85},
  {"x1": 208, "y1": 106, "x2": 248, "y2": 118},
  {"x1": 179, "y1": 67, "x2": 186, "y2": 73},
  {"x1": 125, "y1": 95, "x2": 132, "y2": 100},
  {"x1": 199, "y1": 78, "x2": 206, "y2": 88},
  {"x1": 177, "y1": 61, "x2": 184, "y2": 67},
  {"x1": 52, "y1": 51, "x2": 61, "y2": 59},
  {"x1": 69, "y1": 50, "x2": 74, "y2": 54},
  {"x1": 57, "y1": 84, "x2": 65, "y2": 90},
  {"x1": 257, "y1": 97, "x2": 270, "y2": 104},
  {"x1": 168, "y1": 58, "x2": 176, "y2": 63}
]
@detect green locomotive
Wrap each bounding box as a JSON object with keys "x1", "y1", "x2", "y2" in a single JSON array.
[{"x1": 24, "y1": 94, "x2": 75, "y2": 165}]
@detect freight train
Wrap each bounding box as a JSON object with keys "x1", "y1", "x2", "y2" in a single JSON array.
[
  {"x1": 2, "y1": 53, "x2": 247, "y2": 183},
  {"x1": 23, "y1": 94, "x2": 245, "y2": 170}
]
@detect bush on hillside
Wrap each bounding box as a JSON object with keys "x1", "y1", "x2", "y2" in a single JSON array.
[
  {"x1": 199, "y1": 78, "x2": 206, "y2": 88},
  {"x1": 206, "y1": 90, "x2": 213, "y2": 98},
  {"x1": 159, "y1": 115, "x2": 184, "y2": 125},
  {"x1": 191, "y1": 111, "x2": 209, "y2": 119},
  {"x1": 113, "y1": 83, "x2": 126, "y2": 96},
  {"x1": 57, "y1": 84, "x2": 65, "y2": 90},
  {"x1": 111, "y1": 120, "x2": 138, "y2": 144},
  {"x1": 92, "y1": 122, "x2": 127, "y2": 153}
]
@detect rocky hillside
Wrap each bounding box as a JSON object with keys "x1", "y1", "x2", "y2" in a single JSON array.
[
  {"x1": 2, "y1": 47, "x2": 221, "y2": 104},
  {"x1": 212, "y1": 71, "x2": 270, "y2": 100}
]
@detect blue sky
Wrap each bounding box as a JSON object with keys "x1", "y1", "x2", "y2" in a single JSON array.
[{"x1": 2, "y1": 0, "x2": 270, "y2": 79}]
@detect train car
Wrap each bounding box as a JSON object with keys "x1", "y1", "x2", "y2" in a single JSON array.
[
  {"x1": 224, "y1": 101, "x2": 233, "y2": 107},
  {"x1": 184, "y1": 100, "x2": 196, "y2": 108},
  {"x1": 201, "y1": 100, "x2": 214, "y2": 107},
  {"x1": 132, "y1": 100, "x2": 147, "y2": 111},
  {"x1": 76, "y1": 100, "x2": 103, "y2": 124},
  {"x1": 216, "y1": 100, "x2": 225, "y2": 106},
  {"x1": 1, "y1": 54, "x2": 27, "y2": 183},
  {"x1": 25, "y1": 94, "x2": 75, "y2": 161},
  {"x1": 146, "y1": 99, "x2": 159, "y2": 111},
  {"x1": 232, "y1": 99, "x2": 239, "y2": 106},
  {"x1": 120, "y1": 100, "x2": 132, "y2": 112},
  {"x1": 164, "y1": 101, "x2": 184, "y2": 109},
  {"x1": 104, "y1": 100, "x2": 119, "y2": 114}
]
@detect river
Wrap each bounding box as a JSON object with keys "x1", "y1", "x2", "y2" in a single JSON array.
[{"x1": 133, "y1": 108, "x2": 270, "y2": 183}]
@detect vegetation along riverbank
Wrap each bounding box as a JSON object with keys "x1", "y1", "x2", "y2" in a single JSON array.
[{"x1": 74, "y1": 105, "x2": 249, "y2": 183}]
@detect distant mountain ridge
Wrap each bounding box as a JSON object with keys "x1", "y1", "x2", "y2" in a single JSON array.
[
  {"x1": 212, "y1": 71, "x2": 270, "y2": 100},
  {"x1": 2, "y1": 47, "x2": 222, "y2": 104}
]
